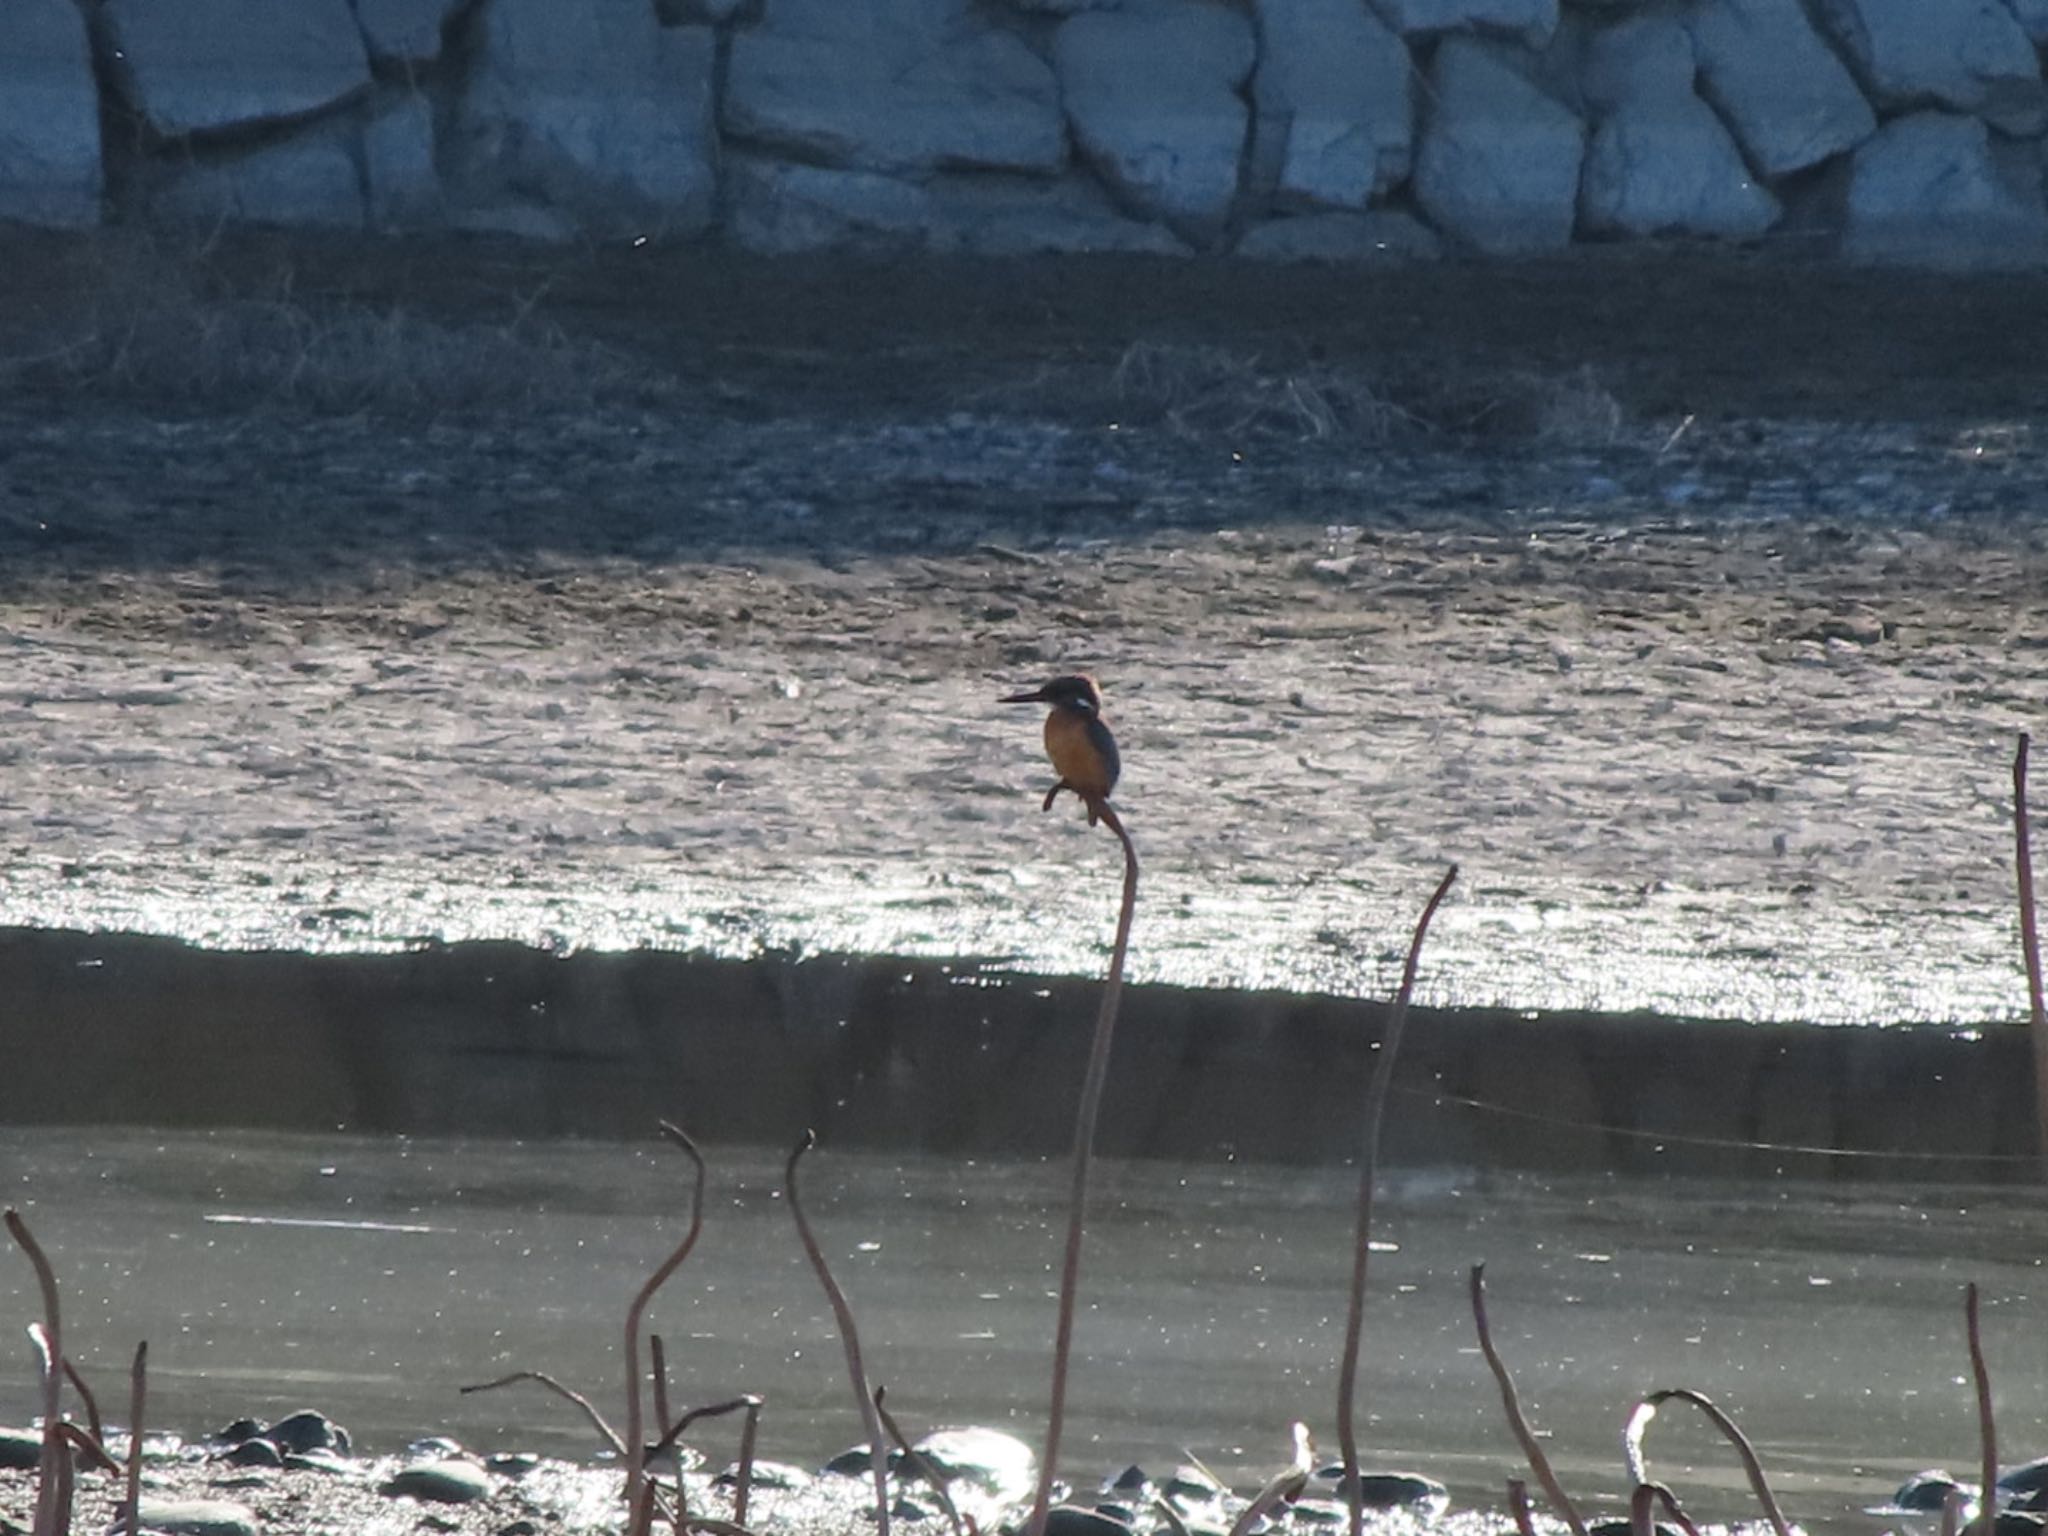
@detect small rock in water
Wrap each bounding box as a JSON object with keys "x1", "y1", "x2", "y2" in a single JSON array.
[
  {"x1": 405, "y1": 1435, "x2": 468, "y2": 1460},
  {"x1": 912, "y1": 1426, "x2": 1036, "y2": 1501},
  {"x1": 823, "y1": 1444, "x2": 900, "y2": 1477},
  {"x1": 484, "y1": 1452, "x2": 542, "y2": 1478},
  {"x1": 1307, "y1": 1467, "x2": 1450, "y2": 1514},
  {"x1": 1103, "y1": 1465, "x2": 1152, "y2": 1498},
  {"x1": 1163, "y1": 1464, "x2": 1228, "y2": 1505},
  {"x1": 267, "y1": 1410, "x2": 350, "y2": 1455},
  {"x1": 381, "y1": 1459, "x2": 495, "y2": 1505},
  {"x1": 136, "y1": 1497, "x2": 263, "y2": 1536},
  {"x1": 217, "y1": 1438, "x2": 283, "y2": 1468},
  {"x1": 0, "y1": 1427, "x2": 42, "y2": 1470},
  {"x1": 716, "y1": 1459, "x2": 811, "y2": 1490},
  {"x1": 1588, "y1": 1520, "x2": 1683, "y2": 1536},
  {"x1": 2002, "y1": 1459, "x2": 2048, "y2": 1505},
  {"x1": 209, "y1": 1418, "x2": 266, "y2": 1447},
  {"x1": 1892, "y1": 1469, "x2": 1968, "y2": 1512},
  {"x1": 1043, "y1": 1506, "x2": 1136, "y2": 1536}
]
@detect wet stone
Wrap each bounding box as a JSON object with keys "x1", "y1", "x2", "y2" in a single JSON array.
[
  {"x1": 267, "y1": 1409, "x2": 350, "y2": 1455},
  {"x1": 1889, "y1": 1471, "x2": 1964, "y2": 1513},
  {"x1": 282, "y1": 1448, "x2": 356, "y2": 1475},
  {"x1": 135, "y1": 1497, "x2": 263, "y2": 1536},
  {"x1": 0, "y1": 1427, "x2": 41, "y2": 1469},
  {"x1": 381, "y1": 1459, "x2": 495, "y2": 1504},
  {"x1": 217, "y1": 1437, "x2": 283, "y2": 1467},
  {"x1": 1044, "y1": 1506, "x2": 1137, "y2": 1536},
  {"x1": 484, "y1": 1452, "x2": 542, "y2": 1477},
  {"x1": 717, "y1": 1458, "x2": 812, "y2": 1489}
]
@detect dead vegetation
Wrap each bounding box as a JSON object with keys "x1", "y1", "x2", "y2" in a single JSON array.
[
  {"x1": 1087, "y1": 342, "x2": 1626, "y2": 445},
  {"x1": 0, "y1": 230, "x2": 674, "y2": 416}
]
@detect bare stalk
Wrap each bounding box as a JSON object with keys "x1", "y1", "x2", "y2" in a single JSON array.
[
  {"x1": 62, "y1": 1357, "x2": 104, "y2": 1447},
  {"x1": 1966, "y1": 1284, "x2": 1998, "y2": 1536},
  {"x1": 626, "y1": 1124, "x2": 708, "y2": 1522},
  {"x1": 874, "y1": 1388, "x2": 966, "y2": 1536},
  {"x1": 124, "y1": 1343, "x2": 147, "y2": 1536},
  {"x1": 1025, "y1": 800, "x2": 1140, "y2": 1536},
  {"x1": 1633, "y1": 1482, "x2": 1703, "y2": 1536},
  {"x1": 651, "y1": 1335, "x2": 674, "y2": 1454},
  {"x1": 1638, "y1": 1389, "x2": 1791, "y2": 1536},
  {"x1": 786, "y1": 1131, "x2": 891, "y2": 1536},
  {"x1": 1507, "y1": 1480, "x2": 1540, "y2": 1536},
  {"x1": 2015, "y1": 734, "x2": 2048, "y2": 1176},
  {"x1": 734, "y1": 1396, "x2": 763, "y2": 1531},
  {"x1": 459, "y1": 1371, "x2": 626, "y2": 1455},
  {"x1": 1338, "y1": 865, "x2": 1458, "y2": 1536},
  {"x1": 7, "y1": 1209, "x2": 68, "y2": 1536},
  {"x1": 1470, "y1": 1264, "x2": 1588, "y2": 1536}
]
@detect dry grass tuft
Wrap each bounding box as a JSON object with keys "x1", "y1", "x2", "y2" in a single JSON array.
[
  {"x1": 0, "y1": 232, "x2": 673, "y2": 416},
  {"x1": 1101, "y1": 342, "x2": 1626, "y2": 446}
]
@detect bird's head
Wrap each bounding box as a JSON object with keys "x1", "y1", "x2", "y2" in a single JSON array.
[{"x1": 1000, "y1": 674, "x2": 1105, "y2": 717}]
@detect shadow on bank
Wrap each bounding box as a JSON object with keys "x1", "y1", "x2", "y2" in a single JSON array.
[{"x1": 3, "y1": 926, "x2": 2036, "y2": 1181}]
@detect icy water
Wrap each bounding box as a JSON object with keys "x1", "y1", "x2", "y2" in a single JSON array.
[{"x1": 3, "y1": 1129, "x2": 2044, "y2": 1535}]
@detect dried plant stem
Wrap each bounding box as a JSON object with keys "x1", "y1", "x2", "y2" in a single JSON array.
[
  {"x1": 62, "y1": 1357, "x2": 104, "y2": 1447},
  {"x1": 1967, "y1": 1284, "x2": 1998, "y2": 1536},
  {"x1": 1507, "y1": 1480, "x2": 1540, "y2": 1536},
  {"x1": 459, "y1": 1371, "x2": 626, "y2": 1456},
  {"x1": 2015, "y1": 734, "x2": 2047, "y2": 1175},
  {"x1": 733, "y1": 1396, "x2": 763, "y2": 1531},
  {"x1": 1338, "y1": 866, "x2": 1458, "y2": 1536},
  {"x1": 1635, "y1": 1482, "x2": 1703, "y2": 1536},
  {"x1": 786, "y1": 1131, "x2": 891, "y2": 1536},
  {"x1": 874, "y1": 1388, "x2": 966, "y2": 1536},
  {"x1": 651, "y1": 1335, "x2": 674, "y2": 1456},
  {"x1": 1026, "y1": 800, "x2": 1140, "y2": 1536},
  {"x1": 124, "y1": 1343, "x2": 147, "y2": 1536},
  {"x1": 626, "y1": 1124, "x2": 707, "y2": 1522},
  {"x1": 1224, "y1": 1423, "x2": 1315, "y2": 1536},
  {"x1": 1470, "y1": 1264, "x2": 1588, "y2": 1536},
  {"x1": 7, "y1": 1209, "x2": 68, "y2": 1536},
  {"x1": 1638, "y1": 1389, "x2": 1791, "y2": 1536}
]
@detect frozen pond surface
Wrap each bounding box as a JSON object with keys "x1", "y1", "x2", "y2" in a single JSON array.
[{"x1": 3, "y1": 1129, "x2": 2043, "y2": 1535}]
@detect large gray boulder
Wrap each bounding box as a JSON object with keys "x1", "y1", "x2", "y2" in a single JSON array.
[
  {"x1": 1685, "y1": 0, "x2": 1875, "y2": 177},
  {"x1": 100, "y1": 0, "x2": 372, "y2": 138},
  {"x1": 1813, "y1": 0, "x2": 2042, "y2": 133},
  {"x1": 1841, "y1": 110, "x2": 2048, "y2": 269},
  {"x1": 724, "y1": 0, "x2": 1064, "y2": 175},
  {"x1": 926, "y1": 173, "x2": 1191, "y2": 254},
  {"x1": 1053, "y1": 3, "x2": 1255, "y2": 244},
  {"x1": 363, "y1": 87, "x2": 442, "y2": 229},
  {"x1": 1413, "y1": 37, "x2": 1584, "y2": 254},
  {"x1": 349, "y1": 0, "x2": 472, "y2": 68},
  {"x1": 453, "y1": 0, "x2": 717, "y2": 236},
  {"x1": 1253, "y1": 0, "x2": 1414, "y2": 212},
  {"x1": 1368, "y1": 0, "x2": 1558, "y2": 48},
  {"x1": 0, "y1": 0, "x2": 101, "y2": 226},
  {"x1": 151, "y1": 128, "x2": 366, "y2": 229},
  {"x1": 726, "y1": 154, "x2": 933, "y2": 252},
  {"x1": 1579, "y1": 13, "x2": 1778, "y2": 238}
]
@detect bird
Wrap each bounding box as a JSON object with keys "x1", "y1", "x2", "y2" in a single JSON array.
[{"x1": 1001, "y1": 674, "x2": 1120, "y2": 826}]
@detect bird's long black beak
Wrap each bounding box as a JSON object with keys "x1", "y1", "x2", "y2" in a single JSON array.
[{"x1": 1000, "y1": 687, "x2": 1050, "y2": 704}]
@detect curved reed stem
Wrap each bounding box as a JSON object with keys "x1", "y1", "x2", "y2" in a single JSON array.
[
  {"x1": 1470, "y1": 1264, "x2": 1588, "y2": 1536},
  {"x1": 1966, "y1": 1284, "x2": 1998, "y2": 1536},
  {"x1": 1024, "y1": 799, "x2": 1139, "y2": 1536},
  {"x1": 7, "y1": 1209, "x2": 68, "y2": 1536},
  {"x1": 786, "y1": 1130, "x2": 891, "y2": 1536},
  {"x1": 625, "y1": 1123, "x2": 707, "y2": 1522},
  {"x1": 1337, "y1": 865, "x2": 1457, "y2": 1536},
  {"x1": 1638, "y1": 1388, "x2": 1792, "y2": 1536}
]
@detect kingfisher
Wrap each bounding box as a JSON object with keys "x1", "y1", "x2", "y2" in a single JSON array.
[{"x1": 1002, "y1": 674, "x2": 1120, "y2": 826}]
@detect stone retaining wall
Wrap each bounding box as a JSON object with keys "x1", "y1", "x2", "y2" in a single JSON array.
[
  {"x1": 4, "y1": 927, "x2": 2036, "y2": 1180},
  {"x1": 4, "y1": 0, "x2": 2048, "y2": 267}
]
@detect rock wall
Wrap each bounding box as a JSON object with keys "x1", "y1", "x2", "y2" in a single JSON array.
[
  {"x1": 4, "y1": 0, "x2": 2048, "y2": 268},
  {"x1": 2, "y1": 927, "x2": 2038, "y2": 1180}
]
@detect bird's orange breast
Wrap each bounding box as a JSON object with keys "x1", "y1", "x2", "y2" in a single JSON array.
[{"x1": 1045, "y1": 709, "x2": 1118, "y2": 799}]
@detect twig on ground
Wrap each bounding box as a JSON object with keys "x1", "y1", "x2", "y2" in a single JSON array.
[
  {"x1": 786, "y1": 1130, "x2": 891, "y2": 1536},
  {"x1": 874, "y1": 1388, "x2": 966, "y2": 1536},
  {"x1": 734, "y1": 1395, "x2": 763, "y2": 1531},
  {"x1": 1470, "y1": 1264, "x2": 1588, "y2": 1536},
  {"x1": 625, "y1": 1124, "x2": 708, "y2": 1523},
  {"x1": 1338, "y1": 865, "x2": 1458, "y2": 1536},
  {"x1": 1026, "y1": 800, "x2": 1140, "y2": 1536},
  {"x1": 2013, "y1": 734, "x2": 2047, "y2": 1176},
  {"x1": 1635, "y1": 1389, "x2": 1791, "y2": 1536},
  {"x1": 1967, "y1": 1284, "x2": 1998, "y2": 1536},
  {"x1": 458, "y1": 1371, "x2": 626, "y2": 1456},
  {"x1": 7, "y1": 1209, "x2": 70, "y2": 1536}
]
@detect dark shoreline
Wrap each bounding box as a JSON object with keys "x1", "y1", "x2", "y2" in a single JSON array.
[{"x1": 5, "y1": 925, "x2": 2035, "y2": 1180}]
